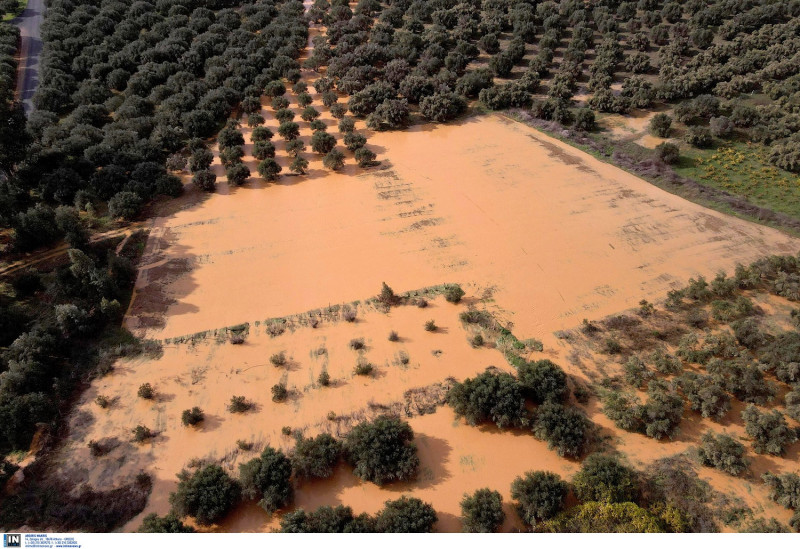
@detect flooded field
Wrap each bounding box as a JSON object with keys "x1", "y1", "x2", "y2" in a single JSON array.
[
  {"x1": 62, "y1": 112, "x2": 800, "y2": 532},
  {"x1": 126, "y1": 113, "x2": 797, "y2": 342}
]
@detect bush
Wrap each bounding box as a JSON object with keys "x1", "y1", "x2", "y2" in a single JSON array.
[
  {"x1": 138, "y1": 513, "x2": 195, "y2": 533},
  {"x1": 698, "y1": 432, "x2": 749, "y2": 476},
  {"x1": 272, "y1": 383, "x2": 288, "y2": 402},
  {"x1": 374, "y1": 497, "x2": 438, "y2": 533},
  {"x1": 709, "y1": 116, "x2": 733, "y2": 138},
  {"x1": 107, "y1": 191, "x2": 143, "y2": 220},
  {"x1": 741, "y1": 405, "x2": 797, "y2": 455},
  {"x1": 538, "y1": 501, "x2": 664, "y2": 533},
  {"x1": 419, "y1": 92, "x2": 466, "y2": 122},
  {"x1": 311, "y1": 131, "x2": 337, "y2": 155},
  {"x1": 181, "y1": 407, "x2": 204, "y2": 427},
  {"x1": 323, "y1": 148, "x2": 345, "y2": 171},
  {"x1": 460, "y1": 488, "x2": 505, "y2": 533},
  {"x1": 511, "y1": 471, "x2": 568, "y2": 526},
  {"x1": 388, "y1": 330, "x2": 399, "y2": 342},
  {"x1": 531, "y1": 402, "x2": 592, "y2": 458},
  {"x1": 292, "y1": 433, "x2": 342, "y2": 480},
  {"x1": 239, "y1": 446, "x2": 293, "y2": 513},
  {"x1": 424, "y1": 319, "x2": 437, "y2": 332},
  {"x1": 280, "y1": 505, "x2": 374, "y2": 533},
  {"x1": 649, "y1": 113, "x2": 672, "y2": 137},
  {"x1": 762, "y1": 472, "x2": 800, "y2": 510},
  {"x1": 228, "y1": 396, "x2": 252, "y2": 413},
  {"x1": 170, "y1": 465, "x2": 241, "y2": 525},
  {"x1": 226, "y1": 163, "x2": 251, "y2": 187},
  {"x1": 655, "y1": 142, "x2": 680, "y2": 164},
  {"x1": 684, "y1": 126, "x2": 713, "y2": 148},
  {"x1": 354, "y1": 147, "x2": 377, "y2": 167},
  {"x1": 349, "y1": 338, "x2": 365, "y2": 350},
  {"x1": 137, "y1": 383, "x2": 154, "y2": 400},
  {"x1": 257, "y1": 159, "x2": 282, "y2": 181},
  {"x1": 679, "y1": 373, "x2": 730, "y2": 420},
  {"x1": 270, "y1": 352, "x2": 287, "y2": 367},
  {"x1": 517, "y1": 360, "x2": 569, "y2": 404},
  {"x1": 572, "y1": 454, "x2": 639, "y2": 504},
  {"x1": 444, "y1": 284, "x2": 465, "y2": 303},
  {"x1": 354, "y1": 360, "x2": 374, "y2": 376},
  {"x1": 447, "y1": 370, "x2": 525, "y2": 429},
  {"x1": 132, "y1": 425, "x2": 153, "y2": 443},
  {"x1": 318, "y1": 370, "x2": 331, "y2": 386},
  {"x1": 573, "y1": 108, "x2": 596, "y2": 131},
  {"x1": 192, "y1": 170, "x2": 217, "y2": 192},
  {"x1": 343, "y1": 415, "x2": 419, "y2": 485}
]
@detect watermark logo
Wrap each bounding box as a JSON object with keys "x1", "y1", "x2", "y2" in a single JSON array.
[{"x1": 3, "y1": 534, "x2": 21, "y2": 548}]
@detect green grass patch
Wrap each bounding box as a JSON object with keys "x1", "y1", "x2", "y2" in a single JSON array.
[
  {"x1": 673, "y1": 141, "x2": 800, "y2": 219},
  {"x1": 2, "y1": 0, "x2": 26, "y2": 21}
]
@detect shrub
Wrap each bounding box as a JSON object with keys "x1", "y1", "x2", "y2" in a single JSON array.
[
  {"x1": 572, "y1": 454, "x2": 639, "y2": 504},
  {"x1": 531, "y1": 402, "x2": 592, "y2": 458},
  {"x1": 679, "y1": 373, "x2": 730, "y2": 420},
  {"x1": 698, "y1": 432, "x2": 749, "y2": 476},
  {"x1": 226, "y1": 163, "x2": 251, "y2": 187},
  {"x1": 709, "y1": 116, "x2": 733, "y2": 138},
  {"x1": 374, "y1": 497, "x2": 438, "y2": 533},
  {"x1": 311, "y1": 131, "x2": 337, "y2": 154},
  {"x1": 354, "y1": 147, "x2": 377, "y2": 167},
  {"x1": 684, "y1": 126, "x2": 712, "y2": 148},
  {"x1": 424, "y1": 320, "x2": 437, "y2": 332},
  {"x1": 270, "y1": 352, "x2": 287, "y2": 367},
  {"x1": 257, "y1": 158, "x2": 282, "y2": 181},
  {"x1": 181, "y1": 407, "x2": 204, "y2": 427},
  {"x1": 447, "y1": 370, "x2": 525, "y2": 429},
  {"x1": 349, "y1": 338, "x2": 365, "y2": 350},
  {"x1": 292, "y1": 433, "x2": 342, "y2": 480},
  {"x1": 419, "y1": 92, "x2": 466, "y2": 122},
  {"x1": 538, "y1": 501, "x2": 664, "y2": 533},
  {"x1": 762, "y1": 472, "x2": 800, "y2": 510},
  {"x1": 272, "y1": 383, "x2": 288, "y2": 402},
  {"x1": 517, "y1": 360, "x2": 569, "y2": 404},
  {"x1": 107, "y1": 191, "x2": 143, "y2": 220},
  {"x1": 573, "y1": 108, "x2": 596, "y2": 131},
  {"x1": 639, "y1": 382, "x2": 684, "y2": 440},
  {"x1": 741, "y1": 405, "x2": 797, "y2": 455},
  {"x1": 444, "y1": 284, "x2": 465, "y2": 303},
  {"x1": 137, "y1": 383, "x2": 154, "y2": 400},
  {"x1": 649, "y1": 113, "x2": 672, "y2": 137},
  {"x1": 238, "y1": 446, "x2": 292, "y2": 513},
  {"x1": 228, "y1": 396, "x2": 252, "y2": 413},
  {"x1": 471, "y1": 334, "x2": 484, "y2": 348},
  {"x1": 193, "y1": 170, "x2": 217, "y2": 192},
  {"x1": 460, "y1": 488, "x2": 504, "y2": 533},
  {"x1": 138, "y1": 513, "x2": 195, "y2": 533},
  {"x1": 388, "y1": 330, "x2": 399, "y2": 342},
  {"x1": 343, "y1": 415, "x2": 419, "y2": 485},
  {"x1": 171, "y1": 465, "x2": 241, "y2": 525},
  {"x1": 343, "y1": 132, "x2": 367, "y2": 152},
  {"x1": 354, "y1": 360, "x2": 374, "y2": 376},
  {"x1": 318, "y1": 370, "x2": 331, "y2": 386},
  {"x1": 279, "y1": 505, "x2": 374, "y2": 533},
  {"x1": 655, "y1": 142, "x2": 680, "y2": 164},
  {"x1": 95, "y1": 395, "x2": 110, "y2": 408},
  {"x1": 323, "y1": 148, "x2": 345, "y2": 170},
  {"x1": 511, "y1": 471, "x2": 568, "y2": 527}
]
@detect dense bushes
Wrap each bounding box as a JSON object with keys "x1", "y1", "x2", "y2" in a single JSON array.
[
  {"x1": 511, "y1": 471, "x2": 568, "y2": 526},
  {"x1": 460, "y1": 488, "x2": 505, "y2": 533},
  {"x1": 741, "y1": 405, "x2": 797, "y2": 455},
  {"x1": 291, "y1": 433, "x2": 342, "y2": 481},
  {"x1": 343, "y1": 415, "x2": 419, "y2": 485},
  {"x1": 572, "y1": 454, "x2": 639, "y2": 504},
  {"x1": 447, "y1": 370, "x2": 525, "y2": 429},
  {"x1": 170, "y1": 465, "x2": 241, "y2": 525},
  {"x1": 697, "y1": 432, "x2": 750, "y2": 475},
  {"x1": 280, "y1": 497, "x2": 437, "y2": 533},
  {"x1": 239, "y1": 446, "x2": 293, "y2": 513}
]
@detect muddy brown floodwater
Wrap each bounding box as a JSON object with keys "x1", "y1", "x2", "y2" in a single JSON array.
[{"x1": 59, "y1": 110, "x2": 800, "y2": 532}]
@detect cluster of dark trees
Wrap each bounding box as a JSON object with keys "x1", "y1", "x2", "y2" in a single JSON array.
[
  {"x1": 304, "y1": 0, "x2": 800, "y2": 172},
  {"x1": 142, "y1": 414, "x2": 420, "y2": 529},
  {"x1": 1, "y1": 0, "x2": 309, "y2": 250},
  {"x1": 501, "y1": 454, "x2": 694, "y2": 532},
  {"x1": 598, "y1": 254, "x2": 800, "y2": 457},
  {"x1": 446, "y1": 359, "x2": 593, "y2": 458}
]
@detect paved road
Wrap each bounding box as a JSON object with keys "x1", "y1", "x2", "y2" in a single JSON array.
[{"x1": 12, "y1": 0, "x2": 44, "y2": 114}]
